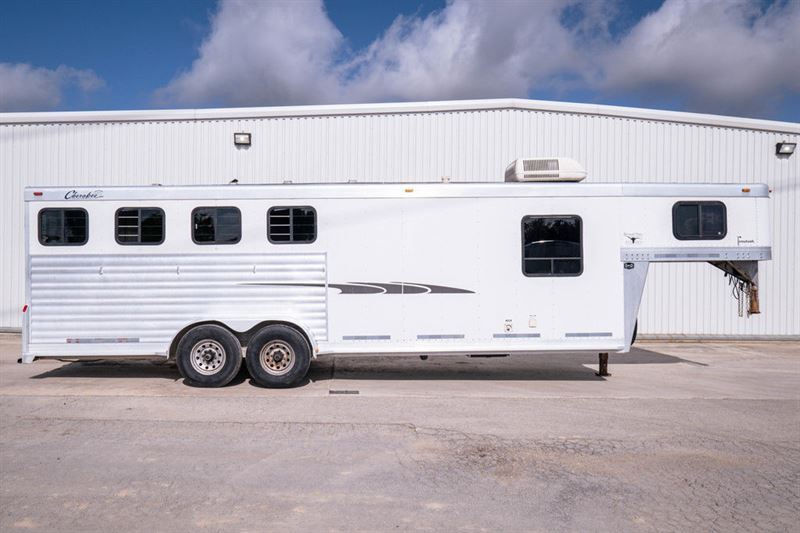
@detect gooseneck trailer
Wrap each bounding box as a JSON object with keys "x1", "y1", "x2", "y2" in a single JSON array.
[{"x1": 21, "y1": 158, "x2": 771, "y2": 387}]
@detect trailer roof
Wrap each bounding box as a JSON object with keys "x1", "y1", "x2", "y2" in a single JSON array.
[
  {"x1": 3, "y1": 98, "x2": 799, "y2": 135},
  {"x1": 24, "y1": 182, "x2": 769, "y2": 202}
]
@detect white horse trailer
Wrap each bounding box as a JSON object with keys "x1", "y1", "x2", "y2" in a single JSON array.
[{"x1": 21, "y1": 159, "x2": 771, "y2": 387}]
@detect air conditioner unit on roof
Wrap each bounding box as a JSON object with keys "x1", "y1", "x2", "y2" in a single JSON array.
[{"x1": 504, "y1": 157, "x2": 587, "y2": 182}]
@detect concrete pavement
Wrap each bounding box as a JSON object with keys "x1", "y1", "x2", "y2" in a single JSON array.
[{"x1": 1, "y1": 334, "x2": 798, "y2": 531}]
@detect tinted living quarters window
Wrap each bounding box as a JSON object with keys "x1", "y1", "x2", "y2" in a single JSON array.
[
  {"x1": 192, "y1": 207, "x2": 241, "y2": 244},
  {"x1": 522, "y1": 216, "x2": 582, "y2": 276},
  {"x1": 268, "y1": 206, "x2": 316, "y2": 243},
  {"x1": 38, "y1": 208, "x2": 88, "y2": 245},
  {"x1": 672, "y1": 202, "x2": 726, "y2": 240},
  {"x1": 116, "y1": 208, "x2": 165, "y2": 245}
]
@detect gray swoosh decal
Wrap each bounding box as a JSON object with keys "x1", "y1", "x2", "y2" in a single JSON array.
[
  {"x1": 360, "y1": 282, "x2": 403, "y2": 294},
  {"x1": 410, "y1": 283, "x2": 474, "y2": 294},
  {"x1": 330, "y1": 283, "x2": 385, "y2": 294},
  {"x1": 238, "y1": 281, "x2": 474, "y2": 294},
  {"x1": 394, "y1": 282, "x2": 430, "y2": 294}
]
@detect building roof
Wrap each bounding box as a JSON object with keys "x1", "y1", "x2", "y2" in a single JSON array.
[{"x1": 2, "y1": 98, "x2": 799, "y2": 134}]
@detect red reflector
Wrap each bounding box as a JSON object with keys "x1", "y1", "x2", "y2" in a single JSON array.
[
  {"x1": 22, "y1": 305, "x2": 28, "y2": 313},
  {"x1": 33, "y1": 192, "x2": 43, "y2": 197}
]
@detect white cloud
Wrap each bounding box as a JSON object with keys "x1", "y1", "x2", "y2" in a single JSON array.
[
  {"x1": 340, "y1": 0, "x2": 584, "y2": 102},
  {"x1": 155, "y1": 0, "x2": 800, "y2": 116},
  {"x1": 597, "y1": 0, "x2": 800, "y2": 114},
  {"x1": 0, "y1": 63, "x2": 104, "y2": 112},
  {"x1": 156, "y1": 0, "x2": 586, "y2": 106},
  {"x1": 155, "y1": 0, "x2": 344, "y2": 106}
]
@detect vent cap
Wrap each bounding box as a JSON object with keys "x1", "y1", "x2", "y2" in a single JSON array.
[{"x1": 504, "y1": 158, "x2": 587, "y2": 182}]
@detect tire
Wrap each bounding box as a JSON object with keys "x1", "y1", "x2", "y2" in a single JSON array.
[
  {"x1": 245, "y1": 324, "x2": 311, "y2": 388},
  {"x1": 176, "y1": 325, "x2": 242, "y2": 387}
]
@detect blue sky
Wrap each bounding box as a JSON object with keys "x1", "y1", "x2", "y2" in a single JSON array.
[{"x1": 1, "y1": 0, "x2": 798, "y2": 121}]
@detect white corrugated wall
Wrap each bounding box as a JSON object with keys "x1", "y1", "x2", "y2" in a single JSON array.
[{"x1": 1, "y1": 101, "x2": 798, "y2": 336}]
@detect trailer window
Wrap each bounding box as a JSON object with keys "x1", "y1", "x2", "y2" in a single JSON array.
[
  {"x1": 115, "y1": 208, "x2": 165, "y2": 245},
  {"x1": 672, "y1": 201, "x2": 726, "y2": 240},
  {"x1": 522, "y1": 216, "x2": 582, "y2": 276},
  {"x1": 268, "y1": 206, "x2": 316, "y2": 243},
  {"x1": 192, "y1": 207, "x2": 241, "y2": 244},
  {"x1": 38, "y1": 208, "x2": 88, "y2": 246}
]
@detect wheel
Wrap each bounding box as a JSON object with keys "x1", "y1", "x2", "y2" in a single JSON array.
[
  {"x1": 245, "y1": 325, "x2": 311, "y2": 388},
  {"x1": 176, "y1": 325, "x2": 242, "y2": 387}
]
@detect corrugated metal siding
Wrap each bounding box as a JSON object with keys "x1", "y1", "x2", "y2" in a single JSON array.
[
  {"x1": 1, "y1": 104, "x2": 798, "y2": 336},
  {"x1": 28, "y1": 253, "x2": 328, "y2": 347}
]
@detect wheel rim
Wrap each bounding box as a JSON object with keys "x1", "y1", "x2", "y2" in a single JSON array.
[
  {"x1": 259, "y1": 341, "x2": 295, "y2": 376},
  {"x1": 189, "y1": 339, "x2": 227, "y2": 375}
]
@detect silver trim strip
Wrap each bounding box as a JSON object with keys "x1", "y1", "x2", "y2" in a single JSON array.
[
  {"x1": 623, "y1": 261, "x2": 650, "y2": 352},
  {"x1": 621, "y1": 183, "x2": 769, "y2": 198},
  {"x1": 66, "y1": 337, "x2": 140, "y2": 344},
  {"x1": 22, "y1": 201, "x2": 31, "y2": 361},
  {"x1": 493, "y1": 333, "x2": 541, "y2": 338},
  {"x1": 621, "y1": 247, "x2": 771, "y2": 262},
  {"x1": 25, "y1": 183, "x2": 769, "y2": 202},
  {"x1": 324, "y1": 251, "x2": 329, "y2": 344},
  {"x1": 342, "y1": 335, "x2": 391, "y2": 341},
  {"x1": 565, "y1": 332, "x2": 613, "y2": 338},
  {"x1": 417, "y1": 334, "x2": 465, "y2": 340}
]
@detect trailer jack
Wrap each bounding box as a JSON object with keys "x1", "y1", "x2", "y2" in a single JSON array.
[{"x1": 596, "y1": 352, "x2": 610, "y2": 377}]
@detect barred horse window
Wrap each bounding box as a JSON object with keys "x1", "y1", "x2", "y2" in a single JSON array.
[
  {"x1": 38, "y1": 208, "x2": 88, "y2": 246},
  {"x1": 268, "y1": 206, "x2": 317, "y2": 244},
  {"x1": 522, "y1": 216, "x2": 582, "y2": 277},
  {"x1": 115, "y1": 208, "x2": 165, "y2": 245}
]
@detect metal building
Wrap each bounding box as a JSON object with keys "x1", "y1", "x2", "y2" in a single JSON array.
[{"x1": 1, "y1": 99, "x2": 798, "y2": 337}]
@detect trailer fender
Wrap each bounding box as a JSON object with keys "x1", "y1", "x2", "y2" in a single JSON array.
[
  {"x1": 168, "y1": 318, "x2": 319, "y2": 360},
  {"x1": 224, "y1": 318, "x2": 319, "y2": 354}
]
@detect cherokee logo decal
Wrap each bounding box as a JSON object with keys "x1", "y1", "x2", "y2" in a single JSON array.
[
  {"x1": 240, "y1": 282, "x2": 474, "y2": 294},
  {"x1": 64, "y1": 189, "x2": 104, "y2": 200}
]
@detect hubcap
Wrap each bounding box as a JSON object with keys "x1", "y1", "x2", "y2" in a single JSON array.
[
  {"x1": 190, "y1": 340, "x2": 226, "y2": 375},
  {"x1": 259, "y1": 341, "x2": 295, "y2": 376}
]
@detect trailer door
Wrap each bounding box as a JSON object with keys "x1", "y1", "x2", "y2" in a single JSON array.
[{"x1": 400, "y1": 198, "x2": 480, "y2": 346}]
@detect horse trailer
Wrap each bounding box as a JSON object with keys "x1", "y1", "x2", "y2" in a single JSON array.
[{"x1": 21, "y1": 158, "x2": 771, "y2": 387}]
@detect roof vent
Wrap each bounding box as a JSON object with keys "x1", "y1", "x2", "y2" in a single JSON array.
[{"x1": 504, "y1": 158, "x2": 586, "y2": 182}]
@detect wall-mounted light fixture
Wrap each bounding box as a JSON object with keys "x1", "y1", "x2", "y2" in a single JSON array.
[
  {"x1": 776, "y1": 141, "x2": 796, "y2": 156},
  {"x1": 234, "y1": 132, "x2": 251, "y2": 146}
]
